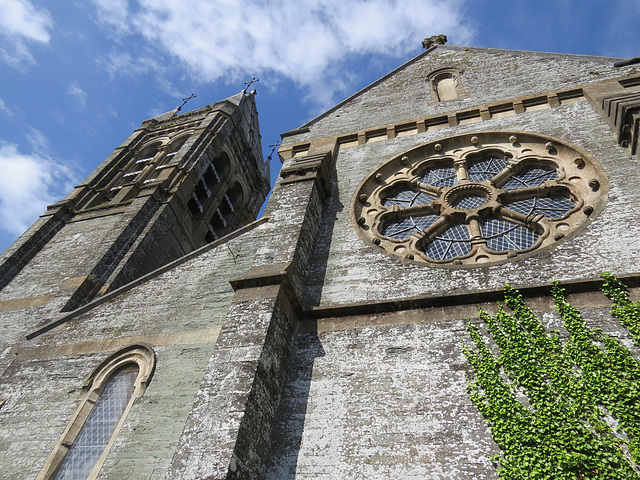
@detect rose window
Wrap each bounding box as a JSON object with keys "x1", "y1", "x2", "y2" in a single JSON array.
[{"x1": 352, "y1": 131, "x2": 607, "y2": 267}]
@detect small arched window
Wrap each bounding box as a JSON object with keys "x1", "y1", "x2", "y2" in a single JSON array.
[{"x1": 38, "y1": 345, "x2": 155, "y2": 480}]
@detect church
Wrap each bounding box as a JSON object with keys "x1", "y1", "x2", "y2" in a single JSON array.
[{"x1": 1, "y1": 38, "x2": 640, "y2": 479}]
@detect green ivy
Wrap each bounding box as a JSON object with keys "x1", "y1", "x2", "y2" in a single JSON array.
[{"x1": 464, "y1": 275, "x2": 640, "y2": 479}]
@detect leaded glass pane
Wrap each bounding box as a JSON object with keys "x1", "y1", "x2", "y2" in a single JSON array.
[
  {"x1": 452, "y1": 194, "x2": 487, "y2": 209},
  {"x1": 54, "y1": 366, "x2": 138, "y2": 480},
  {"x1": 481, "y1": 218, "x2": 540, "y2": 252},
  {"x1": 468, "y1": 156, "x2": 508, "y2": 182},
  {"x1": 382, "y1": 190, "x2": 435, "y2": 207},
  {"x1": 506, "y1": 196, "x2": 575, "y2": 219},
  {"x1": 424, "y1": 223, "x2": 472, "y2": 260},
  {"x1": 502, "y1": 166, "x2": 558, "y2": 190},
  {"x1": 382, "y1": 215, "x2": 439, "y2": 240},
  {"x1": 419, "y1": 166, "x2": 458, "y2": 187}
]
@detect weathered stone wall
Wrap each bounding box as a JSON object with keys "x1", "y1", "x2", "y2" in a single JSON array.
[
  {"x1": 0, "y1": 214, "x2": 123, "y2": 302},
  {"x1": 167, "y1": 149, "x2": 332, "y2": 479},
  {"x1": 302, "y1": 100, "x2": 639, "y2": 307},
  {"x1": 265, "y1": 46, "x2": 640, "y2": 480},
  {"x1": 266, "y1": 322, "x2": 500, "y2": 480},
  {"x1": 0, "y1": 222, "x2": 267, "y2": 479},
  {"x1": 266, "y1": 298, "x2": 639, "y2": 480}
]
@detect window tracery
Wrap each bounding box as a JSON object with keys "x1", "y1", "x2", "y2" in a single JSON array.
[{"x1": 352, "y1": 132, "x2": 608, "y2": 267}]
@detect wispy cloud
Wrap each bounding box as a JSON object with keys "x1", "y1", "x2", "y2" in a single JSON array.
[
  {"x1": 24, "y1": 127, "x2": 51, "y2": 156},
  {"x1": 68, "y1": 81, "x2": 88, "y2": 108},
  {"x1": 92, "y1": 0, "x2": 472, "y2": 107},
  {"x1": 0, "y1": 142, "x2": 77, "y2": 236},
  {"x1": 0, "y1": 0, "x2": 53, "y2": 69},
  {"x1": 0, "y1": 99, "x2": 12, "y2": 117},
  {"x1": 92, "y1": 0, "x2": 132, "y2": 38}
]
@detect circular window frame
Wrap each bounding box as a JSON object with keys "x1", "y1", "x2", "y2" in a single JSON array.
[{"x1": 351, "y1": 131, "x2": 608, "y2": 268}]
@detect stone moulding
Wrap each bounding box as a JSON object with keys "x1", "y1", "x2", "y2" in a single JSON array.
[
  {"x1": 279, "y1": 151, "x2": 334, "y2": 200},
  {"x1": 601, "y1": 91, "x2": 640, "y2": 155}
]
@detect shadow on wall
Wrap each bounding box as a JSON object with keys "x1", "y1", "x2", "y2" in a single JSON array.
[
  {"x1": 265, "y1": 332, "x2": 326, "y2": 479},
  {"x1": 300, "y1": 161, "x2": 344, "y2": 308}
]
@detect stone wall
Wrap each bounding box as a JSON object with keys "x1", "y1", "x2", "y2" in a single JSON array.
[
  {"x1": 0, "y1": 222, "x2": 267, "y2": 479},
  {"x1": 292, "y1": 46, "x2": 636, "y2": 142},
  {"x1": 302, "y1": 100, "x2": 639, "y2": 307}
]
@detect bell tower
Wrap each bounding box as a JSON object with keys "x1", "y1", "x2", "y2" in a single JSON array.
[{"x1": 0, "y1": 90, "x2": 269, "y2": 316}]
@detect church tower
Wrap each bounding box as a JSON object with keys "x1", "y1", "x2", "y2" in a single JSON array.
[{"x1": 0, "y1": 91, "x2": 269, "y2": 316}]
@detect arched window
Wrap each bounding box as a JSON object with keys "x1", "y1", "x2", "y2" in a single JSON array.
[
  {"x1": 38, "y1": 345, "x2": 155, "y2": 480},
  {"x1": 161, "y1": 134, "x2": 191, "y2": 165}
]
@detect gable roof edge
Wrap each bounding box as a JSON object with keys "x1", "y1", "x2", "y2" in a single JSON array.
[
  {"x1": 289, "y1": 44, "x2": 628, "y2": 134},
  {"x1": 291, "y1": 45, "x2": 438, "y2": 133},
  {"x1": 25, "y1": 216, "x2": 270, "y2": 340}
]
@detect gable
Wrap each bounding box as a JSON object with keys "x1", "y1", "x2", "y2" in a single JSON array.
[{"x1": 289, "y1": 45, "x2": 632, "y2": 142}]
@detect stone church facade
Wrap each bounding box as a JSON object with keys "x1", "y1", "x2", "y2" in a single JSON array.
[{"x1": 1, "y1": 43, "x2": 640, "y2": 479}]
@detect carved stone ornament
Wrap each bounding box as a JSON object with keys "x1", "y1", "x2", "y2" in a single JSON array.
[
  {"x1": 351, "y1": 131, "x2": 608, "y2": 267},
  {"x1": 422, "y1": 34, "x2": 447, "y2": 49}
]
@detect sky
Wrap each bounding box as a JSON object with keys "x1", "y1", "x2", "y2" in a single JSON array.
[{"x1": 0, "y1": 0, "x2": 639, "y2": 254}]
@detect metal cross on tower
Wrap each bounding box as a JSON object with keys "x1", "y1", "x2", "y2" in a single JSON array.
[
  {"x1": 243, "y1": 77, "x2": 259, "y2": 94},
  {"x1": 266, "y1": 140, "x2": 281, "y2": 162},
  {"x1": 177, "y1": 93, "x2": 196, "y2": 112}
]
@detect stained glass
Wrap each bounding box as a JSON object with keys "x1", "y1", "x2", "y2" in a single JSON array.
[
  {"x1": 424, "y1": 223, "x2": 472, "y2": 260},
  {"x1": 419, "y1": 166, "x2": 458, "y2": 187},
  {"x1": 468, "y1": 156, "x2": 508, "y2": 182},
  {"x1": 382, "y1": 190, "x2": 435, "y2": 207},
  {"x1": 54, "y1": 366, "x2": 138, "y2": 480},
  {"x1": 382, "y1": 215, "x2": 439, "y2": 240},
  {"x1": 481, "y1": 218, "x2": 539, "y2": 252},
  {"x1": 506, "y1": 196, "x2": 574, "y2": 219},
  {"x1": 503, "y1": 166, "x2": 558, "y2": 190}
]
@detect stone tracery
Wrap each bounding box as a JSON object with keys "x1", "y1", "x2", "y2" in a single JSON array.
[{"x1": 352, "y1": 131, "x2": 608, "y2": 267}]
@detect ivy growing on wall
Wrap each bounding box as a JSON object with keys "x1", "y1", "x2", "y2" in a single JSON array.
[{"x1": 464, "y1": 274, "x2": 640, "y2": 479}]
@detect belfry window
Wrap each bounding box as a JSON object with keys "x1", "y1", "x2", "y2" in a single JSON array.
[
  {"x1": 38, "y1": 346, "x2": 155, "y2": 480},
  {"x1": 352, "y1": 131, "x2": 608, "y2": 267}
]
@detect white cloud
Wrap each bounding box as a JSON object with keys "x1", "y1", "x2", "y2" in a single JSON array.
[
  {"x1": 0, "y1": 0, "x2": 53, "y2": 69},
  {"x1": 92, "y1": 0, "x2": 472, "y2": 106},
  {"x1": 24, "y1": 127, "x2": 51, "y2": 155},
  {"x1": 0, "y1": 142, "x2": 77, "y2": 236},
  {"x1": 0, "y1": 99, "x2": 11, "y2": 117},
  {"x1": 68, "y1": 81, "x2": 88, "y2": 107},
  {"x1": 92, "y1": 0, "x2": 131, "y2": 37},
  {"x1": 0, "y1": 0, "x2": 51, "y2": 41}
]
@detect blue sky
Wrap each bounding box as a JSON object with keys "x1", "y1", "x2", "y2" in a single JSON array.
[{"x1": 0, "y1": 0, "x2": 639, "y2": 254}]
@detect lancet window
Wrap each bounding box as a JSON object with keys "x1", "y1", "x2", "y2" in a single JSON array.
[{"x1": 38, "y1": 346, "x2": 155, "y2": 480}]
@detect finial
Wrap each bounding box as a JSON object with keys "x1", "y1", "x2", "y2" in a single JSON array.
[
  {"x1": 422, "y1": 34, "x2": 447, "y2": 49},
  {"x1": 177, "y1": 93, "x2": 196, "y2": 112},
  {"x1": 243, "y1": 77, "x2": 259, "y2": 94}
]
